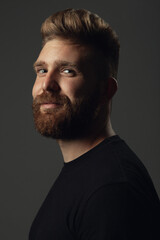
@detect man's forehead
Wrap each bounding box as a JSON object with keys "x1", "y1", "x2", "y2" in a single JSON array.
[
  {"x1": 35, "y1": 39, "x2": 96, "y2": 67},
  {"x1": 41, "y1": 39, "x2": 87, "y2": 52}
]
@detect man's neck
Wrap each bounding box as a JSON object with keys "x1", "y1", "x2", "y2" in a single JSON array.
[{"x1": 57, "y1": 121, "x2": 116, "y2": 163}]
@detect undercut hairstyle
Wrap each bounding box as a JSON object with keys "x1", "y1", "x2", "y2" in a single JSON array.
[{"x1": 41, "y1": 8, "x2": 120, "y2": 79}]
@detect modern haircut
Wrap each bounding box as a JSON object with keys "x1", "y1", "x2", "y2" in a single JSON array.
[{"x1": 41, "y1": 8, "x2": 120, "y2": 79}]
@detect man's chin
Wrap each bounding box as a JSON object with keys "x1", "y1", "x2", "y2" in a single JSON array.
[
  {"x1": 34, "y1": 117, "x2": 61, "y2": 139},
  {"x1": 38, "y1": 129, "x2": 63, "y2": 139},
  {"x1": 34, "y1": 119, "x2": 87, "y2": 140}
]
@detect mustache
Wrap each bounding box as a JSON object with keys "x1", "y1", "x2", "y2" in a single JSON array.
[{"x1": 33, "y1": 91, "x2": 70, "y2": 105}]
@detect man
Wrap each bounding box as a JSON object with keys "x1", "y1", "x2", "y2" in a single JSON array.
[{"x1": 30, "y1": 8, "x2": 160, "y2": 240}]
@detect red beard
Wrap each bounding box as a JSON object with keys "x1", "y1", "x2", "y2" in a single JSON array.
[{"x1": 32, "y1": 89, "x2": 101, "y2": 140}]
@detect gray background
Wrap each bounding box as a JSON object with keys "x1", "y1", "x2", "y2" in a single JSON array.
[{"x1": 1, "y1": 0, "x2": 160, "y2": 239}]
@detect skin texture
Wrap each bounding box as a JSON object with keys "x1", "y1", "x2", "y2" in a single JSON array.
[
  {"x1": 32, "y1": 39, "x2": 117, "y2": 162},
  {"x1": 33, "y1": 40, "x2": 98, "y2": 100}
]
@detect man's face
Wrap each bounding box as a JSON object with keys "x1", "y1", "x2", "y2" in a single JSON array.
[{"x1": 32, "y1": 39, "x2": 104, "y2": 139}]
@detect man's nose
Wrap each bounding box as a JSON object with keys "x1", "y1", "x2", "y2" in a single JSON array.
[{"x1": 42, "y1": 72, "x2": 60, "y2": 92}]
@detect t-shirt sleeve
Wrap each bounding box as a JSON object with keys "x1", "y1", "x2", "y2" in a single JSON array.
[{"x1": 76, "y1": 182, "x2": 152, "y2": 240}]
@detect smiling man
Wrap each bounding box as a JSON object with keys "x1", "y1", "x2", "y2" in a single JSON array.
[
  {"x1": 29, "y1": 8, "x2": 160, "y2": 240},
  {"x1": 32, "y1": 40, "x2": 110, "y2": 143}
]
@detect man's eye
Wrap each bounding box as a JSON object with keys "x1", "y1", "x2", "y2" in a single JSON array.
[
  {"x1": 62, "y1": 69, "x2": 76, "y2": 76},
  {"x1": 37, "y1": 69, "x2": 47, "y2": 74},
  {"x1": 63, "y1": 69, "x2": 72, "y2": 73}
]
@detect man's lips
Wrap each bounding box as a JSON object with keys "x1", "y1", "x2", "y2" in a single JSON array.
[{"x1": 40, "y1": 103, "x2": 62, "y2": 111}]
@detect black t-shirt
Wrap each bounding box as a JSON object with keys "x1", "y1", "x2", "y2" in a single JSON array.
[{"x1": 29, "y1": 135, "x2": 160, "y2": 240}]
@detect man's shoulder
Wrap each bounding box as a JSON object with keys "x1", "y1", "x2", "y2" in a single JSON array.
[
  {"x1": 61, "y1": 135, "x2": 152, "y2": 188},
  {"x1": 84, "y1": 135, "x2": 159, "y2": 204},
  {"x1": 80, "y1": 135, "x2": 143, "y2": 184},
  {"x1": 56, "y1": 135, "x2": 159, "y2": 205}
]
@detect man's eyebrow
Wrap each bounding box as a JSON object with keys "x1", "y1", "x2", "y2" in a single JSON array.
[
  {"x1": 54, "y1": 60, "x2": 79, "y2": 69},
  {"x1": 33, "y1": 60, "x2": 80, "y2": 71},
  {"x1": 33, "y1": 61, "x2": 47, "y2": 70}
]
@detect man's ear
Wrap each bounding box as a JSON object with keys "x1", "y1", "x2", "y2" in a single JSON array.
[{"x1": 106, "y1": 77, "x2": 118, "y2": 100}]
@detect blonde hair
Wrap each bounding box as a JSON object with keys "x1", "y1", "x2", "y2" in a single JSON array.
[{"x1": 41, "y1": 8, "x2": 120, "y2": 78}]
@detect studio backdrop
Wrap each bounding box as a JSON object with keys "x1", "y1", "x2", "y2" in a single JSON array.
[{"x1": 1, "y1": 0, "x2": 160, "y2": 239}]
